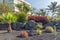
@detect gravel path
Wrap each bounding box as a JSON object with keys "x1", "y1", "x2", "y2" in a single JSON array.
[{"x1": 0, "y1": 30, "x2": 60, "y2": 40}]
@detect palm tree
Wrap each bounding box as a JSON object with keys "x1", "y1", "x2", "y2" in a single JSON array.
[
  {"x1": 47, "y1": 2, "x2": 59, "y2": 39},
  {"x1": 0, "y1": 13, "x2": 17, "y2": 32},
  {"x1": 57, "y1": 8, "x2": 60, "y2": 16},
  {"x1": 37, "y1": 9, "x2": 46, "y2": 16},
  {"x1": 16, "y1": 2, "x2": 31, "y2": 13},
  {"x1": 47, "y1": 2, "x2": 60, "y2": 16},
  {"x1": 31, "y1": 8, "x2": 36, "y2": 15}
]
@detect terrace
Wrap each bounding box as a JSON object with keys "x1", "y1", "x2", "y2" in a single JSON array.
[{"x1": 0, "y1": 0, "x2": 60, "y2": 40}]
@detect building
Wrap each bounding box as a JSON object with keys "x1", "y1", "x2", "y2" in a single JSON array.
[{"x1": 0, "y1": 0, "x2": 31, "y2": 12}]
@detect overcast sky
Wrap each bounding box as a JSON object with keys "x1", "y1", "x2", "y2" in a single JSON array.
[{"x1": 26, "y1": 0, "x2": 60, "y2": 9}]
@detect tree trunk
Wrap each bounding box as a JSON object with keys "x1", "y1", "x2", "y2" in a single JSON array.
[
  {"x1": 7, "y1": 23, "x2": 12, "y2": 33},
  {"x1": 52, "y1": 11, "x2": 55, "y2": 17}
]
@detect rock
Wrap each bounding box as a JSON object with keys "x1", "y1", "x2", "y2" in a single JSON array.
[
  {"x1": 12, "y1": 22, "x2": 25, "y2": 30},
  {"x1": 0, "y1": 22, "x2": 8, "y2": 30},
  {"x1": 24, "y1": 20, "x2": 36, "y2": 30}
]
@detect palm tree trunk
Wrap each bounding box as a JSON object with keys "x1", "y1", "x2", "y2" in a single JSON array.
[
  {"x1": 52, "y1": 12, "x2": 55, "y2": 17},
  {"x1": 7, "y1": 23, "x2": 12, "y2": 33}
]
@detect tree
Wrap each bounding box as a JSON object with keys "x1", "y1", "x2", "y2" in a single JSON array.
[
  {"x1": 0, "y1": 12, "x2": 17, "y2": 32},
  {"x1": 16, "y1": 2, "x2": 31, "y2": 13},
  {"x1": 17, "y1": 12, "x2": 28, "y2": 23},
  {"x1": 47, "y1": 2, "x2": 60, "y2": 16},
  {"x1": 36, "y1": 9, "x2": 46, "y2": 16},
  {"x1": 46, "y1": 2, "x2": 59, "y2": 36},
  {"x1": 31, "y1": 8, "x2": 36, "y2": 15},
  {"x1": 0, "y1": 4, "x2": 12, "y2": 14},
  {"x1": 57, "y1": 8, "x2": 60, "y2": 16}
]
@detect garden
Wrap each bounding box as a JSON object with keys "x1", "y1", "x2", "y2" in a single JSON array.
[{"x1": 0, "y1": 1, "x2": 60, "y2": 40}]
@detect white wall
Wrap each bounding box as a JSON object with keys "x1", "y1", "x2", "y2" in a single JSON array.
[{"x1": 0, "y1": 0, "x2": 3, "y2": 3}]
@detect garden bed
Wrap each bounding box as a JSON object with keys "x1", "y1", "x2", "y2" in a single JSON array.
[{"x1": 0, "y1": 30, "x2": 60, "y2": 40}]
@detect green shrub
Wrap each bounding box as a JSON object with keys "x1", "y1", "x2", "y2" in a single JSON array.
[
  {"x1": 36, "y1": 23, "x2": 42, "y2": 29},
  {"x1": 17, "y1": 12, "x2": 28, "y2": 23},
  {"x1": 47, "y1": 16, "x2": 54, "y2": 21},
  {"x1": 55, "y1": 18, "x2": 60, "y2": 21},
  {"x1": 36, "y1": 29, "x2": 42, "y2": 35},
  {"x1": 45, "y1": 26, "x2": 54, "y2": 33},
  {"x1": 36, "y1": 23, "x2": 43, "y2": 35},
  {"x1": 16, "y1": 2, "x2": 31, "y2": 13},
  {"x1": 0, "y1": 4, "x2": 12, "y2": 14}
]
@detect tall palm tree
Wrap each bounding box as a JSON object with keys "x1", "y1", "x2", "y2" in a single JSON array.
[
  {"x1": 37, "y1": 9, "x2": 46, "y2": 16},
  {"x1": 47, "y1": 2, "x2": 60, "y2": 16},
  {"x1": 31, "y1": 8, "x2": 36, "y2": 15},
  {"x1": 57, "y1": 8, "x2": 60, "y2": 16},
  {"x1": 47, "y1": 2, "x2": 59, "y2": 39}
]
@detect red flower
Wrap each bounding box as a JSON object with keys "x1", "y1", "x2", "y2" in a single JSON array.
[{"x1": 28, "y1": 16, "x2": 48, "y2": 24}]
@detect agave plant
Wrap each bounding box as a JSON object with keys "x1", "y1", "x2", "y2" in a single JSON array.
[{"x1": 0, "y1": 12, "x2": 17, "y2": 32}]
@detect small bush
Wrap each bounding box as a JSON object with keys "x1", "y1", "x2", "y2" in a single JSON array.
[
  {"x1": 47, "y1": 16, "x2": 53, "y2": 21},
  {"x1": 19, "y1": 31, "x2": 28, "y2": 38},
  {"x1": 17, "y1": 12, "x2": 28, "y2": 23},
  {"x1": 36, "y1": 23, "x2": 42, "y2": 29},
  {"x1": 28, "y1": 16, "x2": 48, "y2": 25},
  {"x1": 36, "y1": 29, "x2": 42, "y2": 35},
  {"x1": 0, "y1": 4, "x2": 12, "y2": 14},
  {"x1": 55, "y1": 18, "x2": 60, "y2": 21},
  {"x1": 45, "y1": 26, "x2": 54, "y2": 33},
  {"x1": 36, "y1": 23, "x2": 43, "y2": 35}
]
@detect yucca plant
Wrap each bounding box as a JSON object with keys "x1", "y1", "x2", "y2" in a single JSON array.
[{"x1": 0, "y1": 12, "x2": 17, "y2": 32}]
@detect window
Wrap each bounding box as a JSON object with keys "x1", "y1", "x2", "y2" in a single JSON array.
[{"x1": 5, "y1": 0, "x2": 13, "y2": 4}]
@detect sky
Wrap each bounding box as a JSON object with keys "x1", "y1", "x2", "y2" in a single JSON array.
[{"x1": 25, "y1": 0, "x2": 60, "y2": 9}]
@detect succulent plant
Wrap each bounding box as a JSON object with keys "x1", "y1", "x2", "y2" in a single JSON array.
[
  {"x1": 45, "y1": 26, "x2": 54, "y2": 33},
  {"x1": 19, "y1": 31, "x2": 28, "y2": 38}
]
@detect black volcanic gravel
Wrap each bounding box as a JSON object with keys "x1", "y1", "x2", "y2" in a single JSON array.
[{"x1": 0, "y1": 30, "x2": 60, "y2": 40}]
